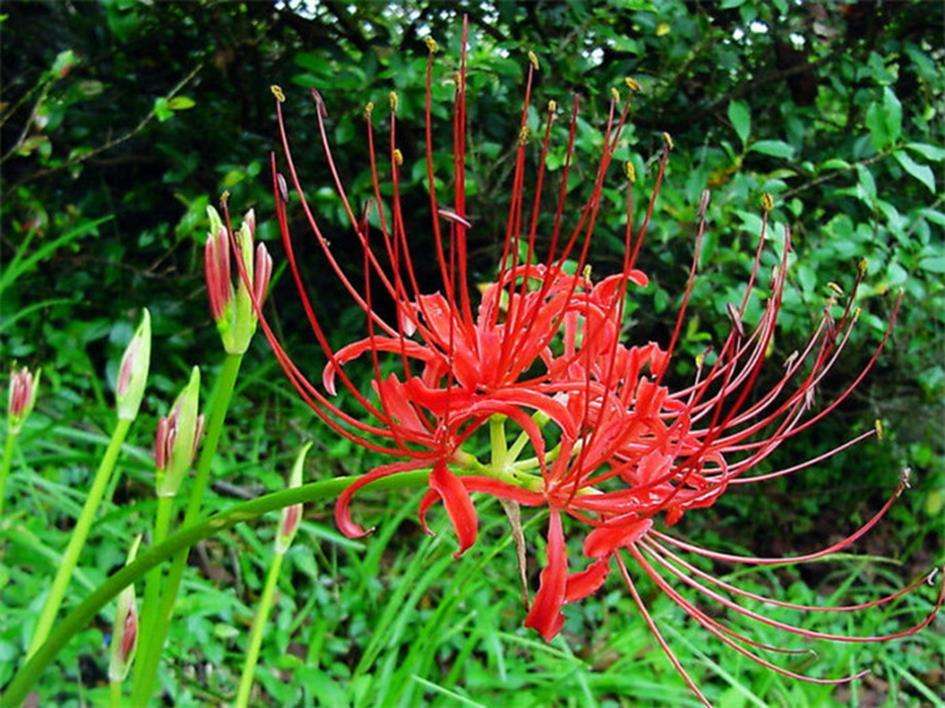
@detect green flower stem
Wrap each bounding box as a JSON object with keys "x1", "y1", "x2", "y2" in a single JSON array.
[
  {"x1": 133, "y1": 493, "x2": 174, "y2": 695},
  {"x1": 0, "y1": 429, "x2": 18, "y2": 517},
  {"x1": 234, "y1": 548, "x2": 285, "y2": 708},
  {"x1": 109, "y1": 681, "x2": 121, "y2": 708},
  {"x1": 1, "y1": 469, "x2": 430, "y2": 707},
  {"x1": 26, "y1": 418, "x2": 132, "y2": 657},
  {"x1": 130, "y1": 352, "x2": 242, "y2": 703},
  {"x1": 489, "y1": 415, "x2": 507, "y2": 472}
]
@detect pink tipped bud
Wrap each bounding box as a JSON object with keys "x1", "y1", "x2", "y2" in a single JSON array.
[
  {"x1": 108, "y1": 535, "x2": 141, "y2": 683},
  {"x1": 7, "y1": 366, "x2": 41, "y2": 434},
  {"x1": 205, "y1": 227, "x2": 233, "y2": 323},
  {"x1": 116, "y1": 310, "x2": 151, "y2": 421},
  {"x1": 275, "y1": 442, "x2": 311, "y2": 553},
  {"x1": 154, "y1": 415, "x2": 174, "y2": 471},
  {"x1": 154, "y1": 367, "x2": 201, "y2": 498},
  {"x1": 253, "y1": 242, "x2": 273, "y2": 307}
]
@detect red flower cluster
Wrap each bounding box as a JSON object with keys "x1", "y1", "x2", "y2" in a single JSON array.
[{"x1": 238, "y1": 22, "x2": 942, "y2": 703}]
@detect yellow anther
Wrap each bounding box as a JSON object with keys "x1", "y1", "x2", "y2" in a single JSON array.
[
  {"x1": 220, "y1": 190, "x2": 230, "y2": 206},
  {"x1": 389, "y1": 91, "x2": 398, "y2": 112},
  {"x1": 858, "y1": 257, "x2": 869, "y2": 275},
  {"x1": 695, "y1": 352, "x2": 704, "y2": 368},
  {"x1": 853, "y1": 306, "x2": 862, "y2": 320},
  {"x1": 662, "y1": 132, "x2": 674, "y2": 150},
  {"x1": 762, "y1": 193, "x2": 774, "y2": 212},
  {"x1": 528, "y1": 50, "x2": 539, "y2": 71},
  {"x1": 393, "y1": 148, "x2": 404, "y2": 166},
  {"x1": 827, "y1": 281, "x2": 844, "y2": 296},
  {"x1": 624, "y1": 77, "x2": 642, "y2": 93},
  {"x1": 364, "y1": 101, "x2": 374, "y2": 118},
  {"x1": 518, "y1": 125, "x2": 530, "y2": 146},
  {"x1": 875, "y1": 419, "x2": 885, "y2": 440},
  {"x1": 270, "y1": 85, "x2": 285, "y2": 103},
  {"x1": 582, "y1": 265, "x2": 593, "y2": 281},
  {"x1": 424, "y1": 36, "x2": 438, "y2": 54},
  {"x1": 624, "y1": 160, "x2": 636, "y2": 183},
  {"x1": 610, "y1": 87, "x2": 621, "y2": 103},
  {"x1": 547, "y1": 99, "x2": 557, "y2": 113}
]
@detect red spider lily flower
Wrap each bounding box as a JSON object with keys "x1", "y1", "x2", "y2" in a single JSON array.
[{"x1": 236, "y1": 20, "x2": 942, "y2": 702}]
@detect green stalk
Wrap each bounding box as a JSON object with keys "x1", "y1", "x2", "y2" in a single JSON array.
[
  {"x1": 26, "y1": 418, "x2": 132, "y2": 656},
  {"x1": 0, "y1": 429, "x2": 17, "y2": 516},
  {"x1": 109, "y1": 681, "x2": 121, "y2": 708},
  {"x1": 2, "y1": 469, "x2": 430, "y2": 707},
  {"x1": 129, "y1": 352, "x2": 242, "y2": 703},
  {"x1": 133, "y1": 494, "x2": 174, "y2": 695},
  {"x1": 489, "y1": 415, "x2": 507, "y2": 472},
  {"x1": 234, "y1": 549, "x2": 285, "y2": 708}
]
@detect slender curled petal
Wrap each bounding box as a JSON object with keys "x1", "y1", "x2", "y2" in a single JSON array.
[
  {"x1": 335, "y1": 461, "x2": 429, "y2": 538},
  {"x1": 427, "y1": 461, "x2": 478, "y2": 557},
  {"x1": 524, "y1": 510, "x2": 567, "y2": 641}
]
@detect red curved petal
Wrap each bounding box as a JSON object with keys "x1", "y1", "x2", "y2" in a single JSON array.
[
  {"x1": 335, "y1": 461, "x2": 428, "y2": 538},
  {"x1": 429, "y1": 461, "x2": 478, "y2": 557},
  {"x1": 565, "y1": 558, "x2": 611, "y2": 602},
  {"x1": 584, "y1": 518, "x2": 653, "y2": 559},
  {"x1": 524, "y1": 509, "x2": 567, "y2": 641}
]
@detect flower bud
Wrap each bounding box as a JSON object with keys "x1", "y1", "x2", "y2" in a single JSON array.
[
  {"x1": 205, "y1": 205, "x2": 273, "y2": 354},
  {"x1": 275, "y1": 442, "x2": 312, "y2": 554},
  {"x1": 108, "y1": 535, "x2": 141, "y2": 683},
  {"x1": 154, "y1": 367, "x2": 200, "y2": 498},
  {"x1": 7, "y1": 366, "x2": 40, "y2": 434},
  {"x1": 116, "y1": 309, "x2": 151, "y2": 421}
]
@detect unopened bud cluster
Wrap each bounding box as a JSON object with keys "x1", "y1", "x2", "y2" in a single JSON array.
[
  {"x1": 154, "y1": 367, "x2": 202, "y2": 498},
  {"x1": 205, "y1": 206, "x2": 273, "y2": 355}
]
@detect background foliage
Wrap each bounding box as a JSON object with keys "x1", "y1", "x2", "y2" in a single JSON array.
[{"x1": 1, "y1": 1, "x2": 943, "y2": 705}]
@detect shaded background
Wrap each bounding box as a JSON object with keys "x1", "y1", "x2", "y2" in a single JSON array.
[{"x1": 2, "y1": 1, "x2": 943, "y2": 705}]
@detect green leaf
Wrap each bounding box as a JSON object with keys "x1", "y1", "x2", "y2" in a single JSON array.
[
  {"x1": 867, "y1": 88, "x2": 902, "y2": 149},
  {"x1": 167, "y1": 96, "x2": 195, "y2": 110},
  {"x1": 855, "y1": 164, "x2": 877, "y2": 201},
  {"x1": 882, "y1": 87, "x2": 902, "y2": 144},
  {"x1": 750, "y1": 140, "x2": 795, "y2": 159},
  {"x1": 906, "y1": 142, "x2": 945, "y2": 162},
  {"x1": 153, "y1": 97, "x2": 173, "y2": 122},
  {"x1": 918, "y1": 255, "x2": 945, "y2": 273},
  {"x1": 893, "y1": 150, "x2": 935, "y2": 192},
  {"x1": 727, "y1": 100, "x2": 750, "y2": 146}
]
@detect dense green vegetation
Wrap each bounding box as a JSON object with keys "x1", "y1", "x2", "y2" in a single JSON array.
[{"x1": 1, "y1": 1, "x2": 942, "y2": 705}]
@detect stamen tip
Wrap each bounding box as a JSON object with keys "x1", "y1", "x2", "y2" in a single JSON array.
[
  {"x1": 624, "y1": 76, "x2": 642, "y2": 93},
  {"x1": 610, "y1": 86, "x2": 621, "y2": 103},
  {"x1": 393, "y1": 148, "x2": 404, "y2": 167},
  {"x1": 761, "y1": 192, "x2": 774, "y2": 212},
  {"x1": 424, "y1": 36, "x2": 438, "y2": 54},
  {"x1": 661, "y1": 131, "x2": 674, "y2": 150},
  {"x1": 389, "y1": 91, "x2": 398, "y2": 112},
  {"x1": 527, "y1": 50, "x2": 539, "y2": 71},
  {"x1": 874, "y1": 418, "x2": 885, "y2": 441},
  {"x1": 270, "y1": 85, "x2": 285, "y2": 103},
  {"x1": 624, "y1": 160, "x2": 636, "y2": 183}
]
